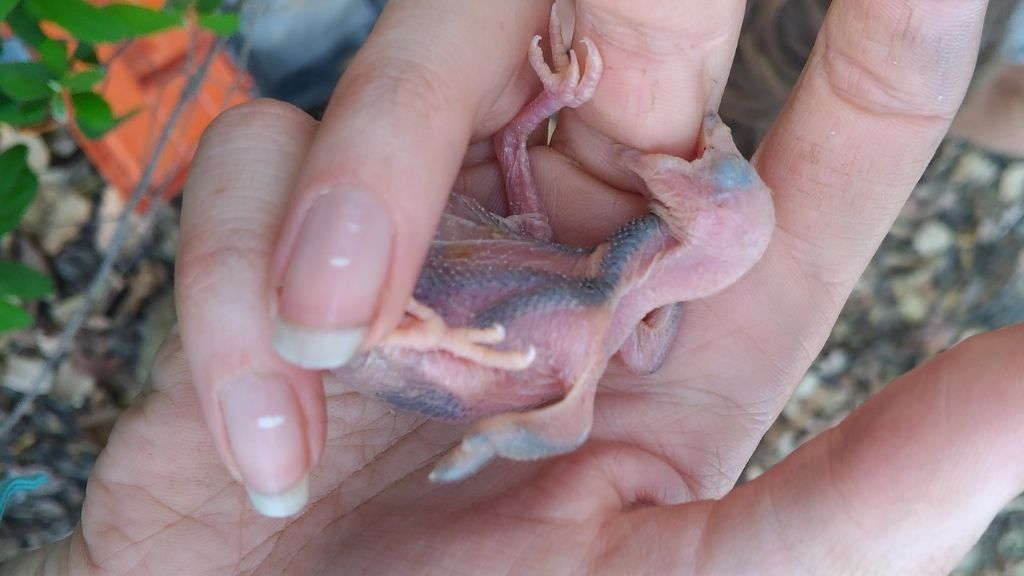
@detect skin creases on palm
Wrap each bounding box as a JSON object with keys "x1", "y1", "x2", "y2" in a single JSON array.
[{"x1": 327, "y1": 10, "x2": 776, "y2": 484}]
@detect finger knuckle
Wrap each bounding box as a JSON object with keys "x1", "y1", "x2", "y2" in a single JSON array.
[
  {"x1": 815, "y1": 4, "x2": 979, "y2": 122},
  {"x1": 175, "y1": 236, "x2": 268, "y2": 301},
  {"x1": 341, "y1": 53, "x2": 460, "y2": 123}
]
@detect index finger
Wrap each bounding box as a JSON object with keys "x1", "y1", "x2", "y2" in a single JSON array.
[{"x1": 269, "y1": 0, "x2": 553, "y2": 369}]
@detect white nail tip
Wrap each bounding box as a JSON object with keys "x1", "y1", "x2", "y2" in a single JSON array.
[
  {"x1": 247, "y1": 474, "x2": 310, "y2": 518},
  {"x1": 272, "y1": 320, "x2": 365, "y2": 370}
]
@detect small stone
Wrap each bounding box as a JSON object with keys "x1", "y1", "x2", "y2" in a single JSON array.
[
  {"x1": 52, "y1": 241, "x2": 103, "y2": 295},
  {"x1": 951, "y1": 149, "x2": 1000, "y2": 185},
  {"x1": 19, "y1": 180, "x2": 59, "y2": 232},
  {"x1": 1000, "y1": 162, "x2": 1024, "y2": 203},
  {"x1": 50, "y1": 294, "x2": 86, "y2": 326},
  {"x1": 42, "y1": 193, "x2": 92, "y2": 254},
  {"x1": 792, "y1": 371, "x2": 821, "y2": 400},
  {"x1": 54, "y1": 361, "x2": 96, "y2": 408},
  {"x1": 31, "y1": 410, "x2": 65, "y2": 435},
  {"x1": 775, "y1": 430, "x2": 798, "y2": 458},
  {"x1": 998, "y1": 528, "x2": 1024, "y2": 561},
  {"x1": 45, "y1": 128, "x2": 79, "y2": 158},
  {"x1": 890, "y1": 268, "x2": 934, "y2": 298},
  {"x1": 2, "y1": 356, "x2": 53, "y2": 395},
  {"x1": 0, "y1": 125, "x2": 50, "y2": 173},
  {"x1": 913, "y1": 221, "x2": 954, "y2": 256},
  {"x1": 898, "y1": 294, "x2": 929, "y2": 323},
  {"x1": 7, "y1": 496, "x2": 65, "y2": 522},
  {"x1": 97, "y1": 186, "x2": 145, "y2": 254},
  {"x1": 9, "y1": 432, "x2": 36, "y2": 455},
  {"x1": 817, "y1": 349, "x2": 849, "y2": 378},
  {"x1": 743, "y1": 465, "x2": 765, "y2": 481}
]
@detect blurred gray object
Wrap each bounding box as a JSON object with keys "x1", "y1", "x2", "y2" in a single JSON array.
[
  {"x1": 1008, "y1": 0, "x2": 1024, "y2": 63},
  {"x1": 235, "y1": 0, "x2": 387, "y2": 112}
]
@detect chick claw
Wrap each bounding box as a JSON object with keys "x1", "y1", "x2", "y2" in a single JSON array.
[
  {"x1": 383, "y1": 300, "x2": 537, "y2": 371},
  {"x1": 528, "y1": 5, "x2": 602, "y2": 109}
]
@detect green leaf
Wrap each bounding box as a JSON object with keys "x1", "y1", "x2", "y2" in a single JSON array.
[
  {"x1": 0, "y1": 261, "x2": 53, "y2": 300},
  {"x1": 37, "y1": 38, "x2": 68, "y2": 77},
  {"x1": 197, "y1": 12, "x2": 238, "y2": 35},
  {"x1": 0, "y1": 145, "x2": 39, "y2": 237},
  {"x1": 71, "y1": 91, "x2": 118, "y2": 138},
  {"x1": 63, "y1": 68, "x2": 104, "y2": 93},
  {"x1": 0, "y1": 0, "x2": 19, "y2": 21},
  {"x1": 166, "y1": 0, "x2": 226, "y2": 13},
  {"x1": 0, "y1": 299, "x2": 33, "y2": 332},
  {"x1": 22, "y1": 0, "x2": 117, "y2": 43},
  {"x1": 0, "y1": 62, "x2": 55, "y2": 101},
  {"x1": 102, "y1": 4, "x2": 183, "y2": 36},
  {"x1": 5, "y1": 6, "x2": 46, "y2": 48},
  {"x1": 72, "y1": 42, "x2": 99, "y2": 66},
  {"x1": 0, "y1": 98, "x2": 49, "y2": 126},
  {"x1": 163, "y1": 0, "x2": 191, "y2": 12},
  {"x1": 196, "y1": 0, "x2": 225, "y2": 13},
  {"x1": 24, "y1": 0, "x2": 183, "y2": 43}
]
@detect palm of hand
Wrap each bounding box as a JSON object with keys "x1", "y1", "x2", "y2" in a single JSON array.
[{"x1": 79, "y1": 326, "x2": 778, "y2": 574}]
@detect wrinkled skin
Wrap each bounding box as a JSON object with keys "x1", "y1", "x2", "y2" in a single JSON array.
[
  {"x1": 332, "y1": 38, "x2": 773, "y2": 479},
  {"x1": 331, "y1": 27, "x2": 774, "y2": 482}
]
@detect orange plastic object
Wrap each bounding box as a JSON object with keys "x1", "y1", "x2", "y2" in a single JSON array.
[{"x1": 53, "y1": 1, "x2": 254, "y2": 204}]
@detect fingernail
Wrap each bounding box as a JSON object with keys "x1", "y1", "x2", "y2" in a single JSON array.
[
  {"x1": 247, "y1": 474, "x2": 309, "y2": 518},
  {"x1": 272, "y1": 320, "x2": 366, "y2": 370},
  {"x1": 221, "y1": 374, "x2": 310, "y2": 517},
  {"x1": 274, "y1": 189, "x2": 392, "y2": 369}
]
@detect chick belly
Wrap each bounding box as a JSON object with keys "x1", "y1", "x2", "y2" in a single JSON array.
[{"x1": 334, "y1": 347, "x2": 569, "y2": 422}]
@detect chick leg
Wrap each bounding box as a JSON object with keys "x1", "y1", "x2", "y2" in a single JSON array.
[
  {"x1": 618, "y1": 303, "x2": 683, "y2": 375},
  {"x1": 429, "y1": 366, "x2": 601, "y2": 483},
  {"x1": 493, "y1": 4, "x2": 603, "y2": 239}
]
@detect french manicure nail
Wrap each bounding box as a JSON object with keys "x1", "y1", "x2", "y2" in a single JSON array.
[
  {"x1": 247, "y1": 474, "x2": 309, "y2": 518},
  {"x1": 221, "y1": 374, "x2": 309, "y2": 516},
  {"x1": 272, "y1": 320, "x2": 366, "y2": 370},
  {"x1": 274, "y1": 189, "x2": 392, "y2": 369}
]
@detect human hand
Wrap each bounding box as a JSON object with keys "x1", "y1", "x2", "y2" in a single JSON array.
[
  {"x1": 7, "y1": 0, "x2": 1022, "y2": 574},
  {"x1": 175, "y1": 0, "x2": 773, "y2": 515},
  {"x1": 5, "y1": 321, "x2": 1022, "y2": 574}
]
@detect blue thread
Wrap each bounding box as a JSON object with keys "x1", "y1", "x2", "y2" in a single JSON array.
[{"x1": 0, "y1": 473, "x2": 49, "y2": 524}]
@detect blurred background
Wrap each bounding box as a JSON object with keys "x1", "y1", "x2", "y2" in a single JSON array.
[{"x1": 0, "y1": 1, "x2": 1022, "y2": 573}]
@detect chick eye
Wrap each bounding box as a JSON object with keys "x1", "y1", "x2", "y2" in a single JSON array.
[{"x1": 712, "y1": 155, "x2": 755, "y2": 189}]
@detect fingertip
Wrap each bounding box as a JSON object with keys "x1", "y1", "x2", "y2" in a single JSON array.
[
  {"x1": 247, "y1": 473, "x2": 310, "y2": 518},
  {"x1": 220, "y1": 373, "x2": 311, "y2": 494},
  {"x1": 272, "y1": 319, "x2": 365, "y2": 370},
  {"x1": 272, "y1": 187, "x2": 393, "y2": 353},
  {"x1": 265, "y1": 2, "x2": 554, "y2": 358}
]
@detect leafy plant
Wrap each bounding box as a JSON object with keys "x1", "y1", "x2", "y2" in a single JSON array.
[
  {"x1": 0, "y1": 145, "x2": 49, "y2": 331},
  {"x1": 0, "y1": 0, "x2": 239, "y2": 333}
]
